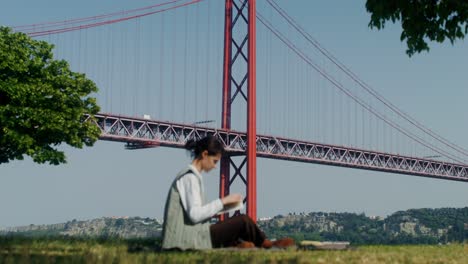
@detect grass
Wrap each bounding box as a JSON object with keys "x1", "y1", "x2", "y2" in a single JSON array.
[{"x1": 0, "y1": 237, "x2": 466, "y2": 263}]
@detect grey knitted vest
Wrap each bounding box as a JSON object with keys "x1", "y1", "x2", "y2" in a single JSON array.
[{"x1": 161, "y1": 166, "x2": 212, "y2": 250}]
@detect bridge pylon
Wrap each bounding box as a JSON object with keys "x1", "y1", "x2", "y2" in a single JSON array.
[{"x1": 219, "y1": 0, "x2": 257, "y2": 222}]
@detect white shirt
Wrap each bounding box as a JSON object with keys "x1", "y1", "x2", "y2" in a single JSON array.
[{"x1": 176, "y1": 165, "x2": 224, "y2": 224}]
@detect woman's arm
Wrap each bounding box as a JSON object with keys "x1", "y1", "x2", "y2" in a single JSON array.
[{"x1": 176, "y1": 173, "x2": 223, "y2": 224}]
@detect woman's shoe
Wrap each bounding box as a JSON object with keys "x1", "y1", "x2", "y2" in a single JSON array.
[
  {"x1": 272, "y1": 238, "x2": 295, "y2": 248},
  {"x1": 261, "y1": 239, "x2": 273, "y2": 249}
]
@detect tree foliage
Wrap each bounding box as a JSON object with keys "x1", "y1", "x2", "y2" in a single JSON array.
[
  {"x1": 366, "y1": 0, "x2": 468, "y2": 56},
  {"x1": 0, "y1": 27, "x2": 100, "y2": 165}
]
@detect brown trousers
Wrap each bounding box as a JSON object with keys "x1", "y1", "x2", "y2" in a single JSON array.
[{"x1": 209, "y1": 215, "x2": 266, "y2": 248}]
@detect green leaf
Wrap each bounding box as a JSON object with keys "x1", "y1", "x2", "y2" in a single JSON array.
[{"x1": 0, "y1": 26, "x2": 101, "y2": 165}]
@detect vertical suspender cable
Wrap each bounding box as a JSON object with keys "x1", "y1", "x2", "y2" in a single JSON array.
[
  {"x1": 300, "y1": 55, "x2": 304, "y2": 139},
  {"x1": 204, "y1": 1, "x2": 209, "y2": 120},
  {"x1": 282, "y1": 32, "x2": 287, "y2": 137},
  {"x1": 119, "y1": 23, "x2": 125, "y2": 114},
  {"x1": 286, "y1": 28, "x2": 290, "y2": 136},
  {"x1": 78, "y1": 29, "x2": 82, "y2": 73},
  {"x1": 104, "y1": 26, "x2": 110, "y2": 113},
  {"x1": 147, "y1": 16, "x2": 153, "y2": 117},
  {"x1": 183, "y1": 6, "x2": 188, "y2": 123},
  {"x1": 194, "y1": 3, "x2": 200, "y2": 122},
  {"x1": 137, "y1": 18, "x2": 142, "y2": 116},
  {"x1": 346, "y1": 81, "x2": 350, "y2": 147},
  {"x1": 354, "y1": 82, "x2": 357, "y2": 147},
  {"x1": 171, "y1": 11, "x2": 176, "y2": 120},
  {"x1": 134, "y1": 19, "x2": 140, "y2": 116},
  {"x1": 109, "y1": 25, "x2": 115, "y2": 114},
  {"x1": 362, "y1": 98, "x2": 365, "y2": 148},
  {"x1": 267, "y1": 8, "x2": 272, "y2": 134},
  {"x1": 159, "y1": 13, "x2": 165, "y2": 119},
  {"x1": 307, "y1": 63, "x2": 310, "y2": 141},
  {"x1": 341, "y1": 71, "x2": 344, "y2": 146},
  {"x1": 324, "y1": 60, "x2": 328, "y2": 143},
  {"x1": 369, "y1": 99, "x2": 372, "y2": 150},
  {"x1": 316, "y1": 64, "x2": 320, "y2": 142}
]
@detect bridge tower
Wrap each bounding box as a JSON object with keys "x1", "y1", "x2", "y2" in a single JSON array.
[{"x1": 220, "y1": 0, "x2": 257, "y2": 221}]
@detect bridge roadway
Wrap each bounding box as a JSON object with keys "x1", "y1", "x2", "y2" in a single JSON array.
[{"x1": 86, "y1": 113, "x2": 468, "y2": 182}]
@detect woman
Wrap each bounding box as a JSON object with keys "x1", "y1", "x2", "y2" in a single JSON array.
[{"x1": 161, "y1": 135, "x2": 293, "y2": 250}]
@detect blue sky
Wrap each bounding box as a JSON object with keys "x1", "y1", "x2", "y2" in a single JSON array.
[{"x1": 0, "y1": 0, "x2": 467, "y2": 227}]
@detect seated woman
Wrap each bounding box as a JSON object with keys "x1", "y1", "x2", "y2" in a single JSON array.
[{"x1": 161, "y1": 135, "x2": 293, "y2": 250}]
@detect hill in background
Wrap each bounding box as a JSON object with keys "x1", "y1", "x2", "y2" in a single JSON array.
[
  {"x1": 0, "y1": 216, "x2": 162, "y2": 239},
  {"x1": 1, "y1": 207, "x2": 466, "y2": 244}
]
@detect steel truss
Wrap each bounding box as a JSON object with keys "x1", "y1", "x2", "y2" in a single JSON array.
[{"x1": 86, "y1": 113, "x2": 468, "y2": 182}]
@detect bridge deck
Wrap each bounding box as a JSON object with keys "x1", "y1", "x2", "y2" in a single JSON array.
[{"x1": 86, "y1": 113, "x2": 468, "y2": 182}]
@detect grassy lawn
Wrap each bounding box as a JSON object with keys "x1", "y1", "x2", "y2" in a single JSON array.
[{"x1": 0, "y1": 238, "x2": 466, "y2": 263}]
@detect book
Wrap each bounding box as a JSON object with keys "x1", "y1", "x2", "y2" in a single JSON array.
[{"x1": 217, "y1": 201, "x2": 244, "y2": 215}]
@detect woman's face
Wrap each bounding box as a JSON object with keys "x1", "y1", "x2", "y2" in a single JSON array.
[{"x1": 201, "y1": 151, "x2": 221, "y2": 172}]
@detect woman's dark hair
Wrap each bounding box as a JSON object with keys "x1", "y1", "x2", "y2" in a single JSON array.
[{"x1": 184, "y1": 135, "x2": 225, "y2": 159}]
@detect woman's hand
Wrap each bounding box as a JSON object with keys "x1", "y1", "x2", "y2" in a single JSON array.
[{"x1": 221, "y1": 193, "x2": 242, "y2": 206}]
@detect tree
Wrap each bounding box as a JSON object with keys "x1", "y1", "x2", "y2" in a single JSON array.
[
  {"x1": 0, "y1": 26, "x2": 100, "y2": 165},
  {"x1": 366, "y1": 0, "x2": 468, "y2": 56}
]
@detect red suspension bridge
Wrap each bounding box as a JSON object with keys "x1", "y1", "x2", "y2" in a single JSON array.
[{"x1": 13, "y1": 0, "x2": 468, "y2": 221}]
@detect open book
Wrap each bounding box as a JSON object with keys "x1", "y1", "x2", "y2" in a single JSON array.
[{"x1": 217, "y1": 201, "x2": 244, "y2": 215}]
